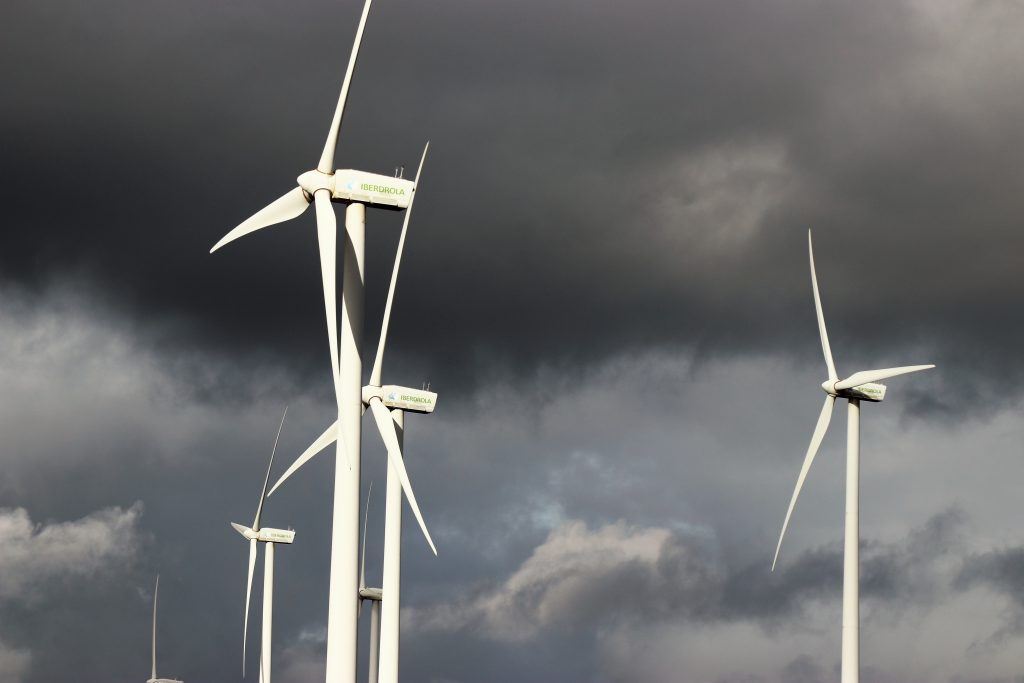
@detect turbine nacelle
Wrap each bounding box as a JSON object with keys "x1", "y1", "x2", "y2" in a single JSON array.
[
  {"x1": 821, "y1": 380, "x2": 886, "y2": 403},
  {"x1": 362, "y1": 385, "x2": 438, "y2": 414},
  {"x1": 359, "y1": 586, "x2": 383, "y2": 602},
  {"x1": 296, "y1": 169, "x2": 415, "y2": 210},
  {"x1": 231, "y1": 522, "x2": 296, "y2": 544}
]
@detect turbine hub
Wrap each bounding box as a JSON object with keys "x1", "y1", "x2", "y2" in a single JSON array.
[
  {"x1": 821, "y1": 380, "x2": 838, "y2": 396},
  {"x1": 297, "y1": 169, "x2": 335, "y2": 196}
]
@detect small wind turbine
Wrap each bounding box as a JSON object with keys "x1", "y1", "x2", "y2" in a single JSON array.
[
  {"x1": 147, "y1": 575, "x2": 183, "y2": 683},
  {"x1": 772, "y1": 230, "x2": 934, "y2": 683},
  {"x1": 231, "y1": 407, "x2": 295, "y2": 683},
  {"x1": 209, "y1": 2, "x2": 427, "y2": 677}
]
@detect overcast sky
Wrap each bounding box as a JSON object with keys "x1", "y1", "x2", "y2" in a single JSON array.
[{"x1": 3, "y1": 0, "x2": 1024, "y2": 682}]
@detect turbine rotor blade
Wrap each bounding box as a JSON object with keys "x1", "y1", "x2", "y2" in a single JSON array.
[
  {"x1": 314, "y1": 191, "x2": 342, "y2": 405},
  {"x1": 318, "y1": 0, "x2": 374, "y2": 172},
  {"x1": 360, "y1": 481, "x2": 373, "y2": 591},
  {"x1": 268, "y1": 421, "x2": 341, "y2": 497},
  {"x1": 151, "y1": 575, "x2": 159, "y2": 681},
  {"x1": 834, "y1": 365, "x2": 935, "y2": 391},
  {"x1": 358, "y1": 481, "x2": 373, "y2": 619},
  {"x1": 253, "y1": 406, "x2": 288, "y2": 531},
  {"x1": 243, "y1": 538, "x2": 257, "y2": 676},
  {"x1": 211, "y1": 187, "x2": 309, "y2": 253},
  {"x1": 808, "y1": 231, "x2": 838, "y2": 381},
  {"x1": 231, "y1": 522, "x2": 252, "y2": 538},
  {"x1": 369, "y1": 142, "x2": 429, "y2": 387},
  {"x1": 369, "y1": 400, "x2": 437, "y2": 555},
  {"x1": 772, "y1": 394, "x2": 836, "y2": 571}
]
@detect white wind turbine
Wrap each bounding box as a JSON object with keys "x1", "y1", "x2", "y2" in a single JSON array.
[
  {"x1": 147, "y1": 575, "x2": 183, "y2": 683},
  {"x1": 231, "y1": 407, "x2": 295, "y2": 683},
  {"x1": 772, "y1": 230, "x2": 934, "y2": 683},
  {"x1": 209, "y1": 1, "x2": 425, "y2": 680},
  {"x1": 268, "y1": 146, "x2": 439, "y2": 683}
]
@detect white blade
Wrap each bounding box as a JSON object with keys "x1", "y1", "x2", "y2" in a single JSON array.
[
  {"x1": 358, "y1": 481, "x2": 373, "y2": 619},
  {"x1": 369, "y1": 142, "x2": 429, "y2": 387},
  {"x1": 772, "y1": 394, "x2": 836, "y2": 571},
  {"x1": 267, "y1": 421, "x2": 342, "y2": 497},
  {"x1": 317, "y1": 0, "x2": 374, "y2": 172},
  {"x1": 369, "y1": 399, "x2": 437, "y2": 555},
  {"x1": 314, "y1": 192, "x2": 342, "y2": 405},
  {"x1": 360, "y1": 481, "x2": 373, "y2": 590},
  {"x1": 151, "y1": 575, "x2": 159, "y2": 681},
  {"x1": 834, "y1": 364, "x2": 934, "y2": 390},
  {"x1": 254, "y1": 407, "x2": 288, "y2": 531},
  {"x1": 231, "y1": 522, "x2": 252, "y2": 538},
  {"x1": 808, "y1": 231, "x2": 838, "y2": 381},
  {"x1": 243, "y1": 538, "x2": 257, "y2": 676},
  {"x1": 211, "y1": 187, "x2": 309, "y2": 253}
]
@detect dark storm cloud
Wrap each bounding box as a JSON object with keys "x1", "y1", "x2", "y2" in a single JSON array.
[{"x1": 2, "y1": 0, "x2": 1023, "y2": 413}]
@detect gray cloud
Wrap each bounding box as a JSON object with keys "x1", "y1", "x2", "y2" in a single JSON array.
[
  {"x1": 0, "y1": 639, "x2": 31, "y2": 683},
  {"x1": 407, "y1": 509, "x2": 968, "y2": 645}
]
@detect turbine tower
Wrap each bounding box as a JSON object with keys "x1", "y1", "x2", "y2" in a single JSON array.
[
  {"x1": 147, "y1": 575, "x2": 183, "y2": 683},
  {"x1": 209, "y1": 1, "x2": 426, "y2": 681},
  {"x1": 772, "y1": 231, "x2": 934, "y2": 683},
  {"x1": 231, "y1": 407, "x2": 295, "y2": 683}
]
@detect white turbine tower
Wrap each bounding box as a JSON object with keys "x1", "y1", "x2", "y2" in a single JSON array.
[
  {"x1": 267, "y1": 146, "x2": 438, "y2": 683},
  {"x1": 209, "y1": 1, "x2": 424, "y2": 681},
  {"x1": 147, "y1": 575, "x2": 183, "y2": 683},
  {"x1": 231, "y1": 407, "x2": 295, "y2": 683},
  {"x1": 772, "y1": 231, "x2": 934, "y2": 683}
]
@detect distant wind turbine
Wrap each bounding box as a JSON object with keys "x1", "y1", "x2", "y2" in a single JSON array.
[
  {"x1": 772, "y1": 230, "x2": 934, "y2": 683},
  {"x1": 147, "y1": 575, "x2": 183, "y2": 683},
  {"x1": 231, "y1": 407, "x2": 295, "y2": 683}
]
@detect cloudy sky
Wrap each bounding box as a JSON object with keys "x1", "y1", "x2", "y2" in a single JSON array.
[{"x1": 3, "y1": 0, "x2": 1024, "y2": 681}]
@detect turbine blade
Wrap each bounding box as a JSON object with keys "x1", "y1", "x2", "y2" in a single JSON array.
[
  {"x1": 151, "y1": 575, "x2": 159, "y2": 680},
  {"x1": 360, "y1": 481, "x2": 373, "y2": 591},
  {"x1": 808, "y1": 231, "x2": 838, "y2": 381},
  {"x1": 231, "y1": 522, "x2": 252, "y2": 538},
  {"x1": 211, "y1": 187, "x2": 309, "y2": 253},
  {"x1": 314, "y1": 191, "x2": 342, "y2": 405},
  {"x1": 369, "y1": 399, "x2": 437, "y2": 555},
  {"x1": 253, "y1": 406, "x2": 288, "y2": 531},
  {"x1": 834, "y1": 365, "x2": 935, "y2": 391},
  {"x1": 318, "y1": 0, "x2": 375, "y2": 172},
  {"x1": 268, "y1": 421, "x2": 341, "y2": 497},
  {"x1": 772, "y1": 394, "x2": 836, "y2": 571},
  {"x1": 369, "y1": 142, "x2": 429, "y2": 387},
  {"x1": 243, "y1": 538, "x2": 257, "y2": 676}
]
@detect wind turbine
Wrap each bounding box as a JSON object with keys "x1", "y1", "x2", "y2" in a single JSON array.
[
  {"x1": 267, "y1": 147, "x2": 438, "y2": 683},
  {"x1": 208, "y1": 1, "x2": 425, "y2": 680},
  {"x1": 772, "y1": 230, "x2": 934, "y2": 683},
  {"x1": 147, "y1": 575, "x2": 183, "y2": 683},
  {"x1": 231, "y1": 407, "x2": 295, "y2": 683}
]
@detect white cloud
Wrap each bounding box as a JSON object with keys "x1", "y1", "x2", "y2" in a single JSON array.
[{"x1": 0, "y1": 503, "x2": 144, "y2": 602}]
